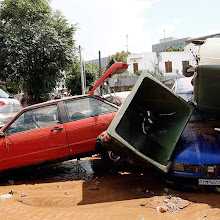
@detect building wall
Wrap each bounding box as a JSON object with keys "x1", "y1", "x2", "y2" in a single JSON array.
[
  {"x1": 152, "y1": 37, "x2": 190, "y2": 52},
  {"x1": 87, "y1": 57, "x2": 109, "y2": 67},
  {"x1": 108, "y1": 77, "x2": 139, "y2": 92},
  {"x1": 127, "y1": 51, "x2": 195, "y2": 82}
]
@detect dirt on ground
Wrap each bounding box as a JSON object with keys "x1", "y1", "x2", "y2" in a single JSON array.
[{"x1": 0, "y1": 157, "x2": 220, "y2": 220}]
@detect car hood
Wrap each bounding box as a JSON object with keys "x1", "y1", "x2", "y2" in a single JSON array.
[
  {"x1": 89, "y1": 61, "x2": 128, "y2": 95},
  {"x1": 102, "y1": 71, "x2": 194, "y2": 173},
  {"x1": 172, "y1": 120, "x2": 220, "y2": 165}
]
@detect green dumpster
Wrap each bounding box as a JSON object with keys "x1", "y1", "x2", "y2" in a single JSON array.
[{"x1": 104, "y1": 72, "x2": 194, "y2": 173}]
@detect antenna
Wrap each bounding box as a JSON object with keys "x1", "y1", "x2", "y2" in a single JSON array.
[
  {"x1": 164, "y1": 30, "x2": 166, "y2": 39},
  {"x1": 190, "y1": 49, "x2": 199, "y2": 65},
  {"x1": 126, "y1": 34, "x2": 128, "y2": 53}
]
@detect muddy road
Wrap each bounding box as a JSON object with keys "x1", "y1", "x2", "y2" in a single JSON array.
[{"x1": 0, "y1": 157, "x2": 220, "y2": 220}]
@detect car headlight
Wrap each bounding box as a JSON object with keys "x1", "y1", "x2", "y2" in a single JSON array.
[
  {"x1": 170, "y1": 163, "x2": 203, "y2": 173},
  {"x1": 170, "y1": 162, "x2": 185, "y2": 171}
]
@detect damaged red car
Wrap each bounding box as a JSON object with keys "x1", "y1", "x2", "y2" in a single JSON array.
[{"x1": 0, "y1": 61, "x2": 128, "y2": 172}]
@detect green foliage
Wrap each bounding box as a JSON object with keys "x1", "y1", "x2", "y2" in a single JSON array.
[
  {"x1": 164, "y1": 46, "x2": 184, "y2": 52},
  {"x1": 147, "y1": 70, "x2": 162, "y2": 81},
  {"x1": 134, "y1": 70, "x2": 143, "y2": 76},
  {"x1": 66, "y1": 61, "x2": 99, "y2": 95},
  {"x1": 135, "y1": 70, "x2": 162, "y2": 81},
  {"x1": 108, "y1": 51, "x2": 131, "y2": 64},
  {"x1": 0, "y1": 0, "x2": 76, "y2": 104},
  {"x1": 111, "y1": 70, "x2": 132, "y2": 79}
]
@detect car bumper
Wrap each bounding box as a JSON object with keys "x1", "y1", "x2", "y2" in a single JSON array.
[{"x1": 166, "y1": 170, "x2": 220, "y2": 186}]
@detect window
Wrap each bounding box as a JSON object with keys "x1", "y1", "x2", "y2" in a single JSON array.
[
  {"x1": 105, "y1": 96, "x2": 121, "y2": 106},
  {"x1": 182, "y1": 60, "x2": 189, "y2": 69},
  {"x1": 7, "y1": 104, "x2": 60, "y2": 135},
  {"x1": 64, "y1": 97, "x2": 117, "y2": 122},
  {"x1": 165, "y1": 61, "x2": 172, "y2": 73}
]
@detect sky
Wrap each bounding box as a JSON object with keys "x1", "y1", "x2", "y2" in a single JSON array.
[{"x1": 51, "y1": 0, "x2": 220, "y2": 61}]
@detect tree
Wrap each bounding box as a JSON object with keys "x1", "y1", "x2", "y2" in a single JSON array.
[
  {"x1": 108, "y1": 51, "x2": 131, "y2": 64},
  {"x1": 164, "y1": 46, "x2": 184, "y2": 52},
  {"x1": 66, "y1": 61, "x2": 99, "y2": 95},
  {"x1": 0, "y1": 0, "x2": 76, "y2": 104}
]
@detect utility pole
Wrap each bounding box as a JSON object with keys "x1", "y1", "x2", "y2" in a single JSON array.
[
  {"x1": 126, "y1": 34, "x2": 128, "y2": 53},
  {"x1": 98, "y1": 51, "x2": 102, "y2": 77},
  {"x1": 79, "y1": 45, "x2": 85, "y2": 95},
  {"x1": 98, "y1": 51, "x2": 102, "y2": 95},
  {"x1": 83, "y1": 60, "x2": 86, "y2": 89}
]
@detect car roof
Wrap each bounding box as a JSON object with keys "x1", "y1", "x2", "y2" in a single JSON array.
[{"x1": 22, "y1": 94, "x2": 89, "y2": 111}]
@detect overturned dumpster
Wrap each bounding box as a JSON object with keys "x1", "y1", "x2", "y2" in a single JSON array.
[{"x1": 101, "y1": 72, "x2": 194, "y2": 173}]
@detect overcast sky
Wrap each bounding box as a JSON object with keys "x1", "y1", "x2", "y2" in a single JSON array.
[{"x1": 51, "y1": 0, "x2": 220, "y2": 61}]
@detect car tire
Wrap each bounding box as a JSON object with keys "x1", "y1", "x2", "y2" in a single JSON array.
[{"x1": 182, "y1": 65, "x2": 194, "y2": 77}]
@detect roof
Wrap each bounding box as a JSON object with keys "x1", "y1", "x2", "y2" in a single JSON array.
[{"x1": 185, "y1": 33, "x2": 220, "y2": 46}]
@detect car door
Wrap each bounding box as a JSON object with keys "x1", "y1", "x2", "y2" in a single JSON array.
[
  {"x1": 1, "y1": 103, "x2": 69, "y2": 170},
  {"x1": 63, "y1": 96, "x2": 118, "y2": 155}
]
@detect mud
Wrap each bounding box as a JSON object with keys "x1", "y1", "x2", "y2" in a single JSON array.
[{"x1": 0, "y1": 157, "x2": 220, "y2": 219}]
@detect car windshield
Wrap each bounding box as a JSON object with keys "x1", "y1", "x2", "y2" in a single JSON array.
[{"x1": 0, "y1": 88, "x2": 10, "y2": 98}]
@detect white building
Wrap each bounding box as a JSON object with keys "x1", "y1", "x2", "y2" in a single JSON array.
[{"x1": 127, "y1": 51, "x2": 195, "y2": 83}]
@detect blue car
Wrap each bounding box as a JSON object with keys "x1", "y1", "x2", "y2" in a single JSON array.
[{"x1": 167, "y1": 112, "x2": 220, "y2": 188}]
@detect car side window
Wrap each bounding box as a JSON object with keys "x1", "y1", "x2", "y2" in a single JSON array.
[
  {"x1": 6, "y1": 104, "x2": 60, "y2": 135},
  {"x1": 64, "y1": 97, "x2": 118, "y2": 122}
]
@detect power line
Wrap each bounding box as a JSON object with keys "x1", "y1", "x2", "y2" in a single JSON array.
[{"x1": 81, "y1": 47, "x2": 98, "y2": 60}]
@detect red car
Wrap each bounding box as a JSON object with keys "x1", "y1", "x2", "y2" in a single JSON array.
[{"x1": 0, "y1": 61, "x2": 128, "y2": 172}]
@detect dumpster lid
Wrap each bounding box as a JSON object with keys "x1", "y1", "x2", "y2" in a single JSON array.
[{"x1": 89, "y1": 60, "x2": 128, "y2": 95}]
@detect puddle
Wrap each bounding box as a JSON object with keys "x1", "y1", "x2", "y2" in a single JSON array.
[
  {"x1": 0, "y1": 158, "x2": 95, "y2": 185},
  {"x1": 0, "y1": 193, "x2": 13, "y2": 200},
  {"x1": 47, "y1": 159, "x2": 94, "y2": 181}
]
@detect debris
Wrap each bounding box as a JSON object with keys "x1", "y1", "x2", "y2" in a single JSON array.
[
  {"x1": 64, "y1": 192, "x2": 75, "y2": 195},
  {"x1": 164, "y1": 188, "x2": 171, "y2": 193},
  {"x1": 21, "y1": 192, "x2": 28, "y2": 197},
  {"x1": 156, "y1": 206, "x2": 168, "y2": 213},
  {"x1": 136, "y1": 188, "x2": 143, "y2": 194},
  {"x1": 8, "y1": 180, "x2": 14, "y2": 185},
  {"x1": 202, "y1": 214, "x2": 207, "y2": 219},
  {"x1": 166, "y1": 196, "x2": 191, "y2": 212},
  {"x1": 89, "y1": 187, "x2": 98, "y2": 190},
  {"x1": 0, "y1": 193, "x2": 13, "y2": 200},
  {"x1": 8, "y1": 190, "x2": 16, "y2": 195},
  {"x1": 146, "y1": 196, "x2": 191, "y2": 213},
  {"x1": 140, "y1": 203, "x2": 146, "y2": 207},
  {"x1": 145, "y1": 190, "x2": 154, "y2": 195},
  {"x1": 92, "y1": 177, "x2": 99, "y2": 182}
]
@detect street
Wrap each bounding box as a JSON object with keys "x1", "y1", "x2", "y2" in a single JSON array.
[{"x1": 0, "y1": 157, "x2": 220, "y2": 219}]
